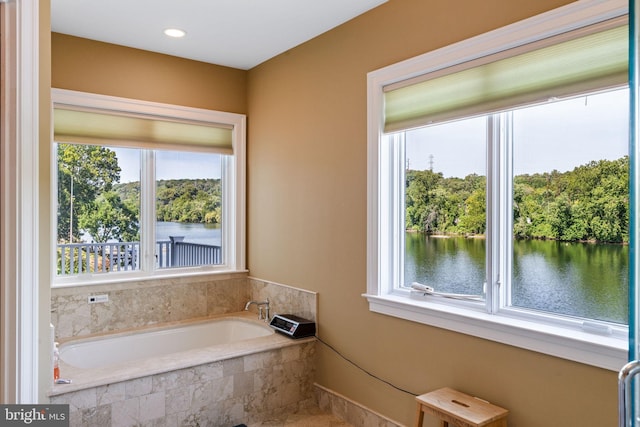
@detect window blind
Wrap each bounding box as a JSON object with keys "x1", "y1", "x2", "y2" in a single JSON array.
[
  {"x1": 383, "y1": 22, "x2": 628, "y2": 133},
  {"x1": 54, "y1": 108, "x2": 234, "y2": 154}
]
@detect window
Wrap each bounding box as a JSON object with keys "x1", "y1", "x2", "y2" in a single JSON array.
[
  {"x1": 52, "y1": 89, "x2": 246, "y2": 284},
  {"x1": 366, "y1": 0, "x2": 629, "y2": 370}
]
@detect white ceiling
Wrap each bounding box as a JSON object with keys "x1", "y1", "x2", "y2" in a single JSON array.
[{"x1": 51, "y1": 0, "x2": 388, "y2": 70}]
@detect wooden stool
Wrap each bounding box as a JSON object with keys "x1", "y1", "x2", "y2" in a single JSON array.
[{"x1": 415, "y1": 387, "x2": 508, "y2": 427}]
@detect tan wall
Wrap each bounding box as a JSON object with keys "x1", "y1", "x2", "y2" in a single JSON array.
[
  {"x1": 39, "y1": 0, "x2": 52, "y2": 402},
  {"x1": 51, "y1": 33, "x2": 247, "y2": 114},
  {"x1": 246, "y1": 0, "x2": 618, "y2": 426}
]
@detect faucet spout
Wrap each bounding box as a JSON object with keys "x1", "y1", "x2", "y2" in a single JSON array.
[
  {"x1": 244, "y1": 298, "x2": 270, "y2": 321},
  {"x1": 244, "y1": 300, "x2": 258, "y2": 311}
]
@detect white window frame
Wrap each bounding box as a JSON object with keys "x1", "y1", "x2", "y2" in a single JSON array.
[
  {"x1": 51, "y1": 89, "x2": 246, "y2": 286},
  {"x1": 1, "y1": 0, "x2": 40, "y2": 403},
  {"x1": 365, "y1": 0, "x2": 629, "y2": 371}
]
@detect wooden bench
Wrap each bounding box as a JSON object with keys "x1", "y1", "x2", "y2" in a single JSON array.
[{"x1": 415, "y1": 387, "x2": 508, "y2": 427}]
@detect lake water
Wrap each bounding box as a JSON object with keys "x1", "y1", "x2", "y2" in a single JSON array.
[
  {"x1": 404, "y1": 233, "x2": 629, "y2": 324},
  {"x1": 157, "y1": 221, "x2": 221, "y2": 246}
]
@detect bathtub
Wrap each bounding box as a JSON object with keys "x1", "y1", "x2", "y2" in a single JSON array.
[
  {"x1": 50, "y1": 312, "x2": 309, "y2": 395},
  {"x1": 49, "y1": 312, "x2": 317, "y2": 425},
  {"x1": 60, "y1": 316, "x2": 274, "y2": 369}
]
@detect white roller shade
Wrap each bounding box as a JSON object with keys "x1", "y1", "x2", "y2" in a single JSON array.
[
  {"x1": 384, "y1": 23, "x2": 628, "y2": 132},
  {"x1": 54, "y1": 108, "x2": 234, "y2": 154}
]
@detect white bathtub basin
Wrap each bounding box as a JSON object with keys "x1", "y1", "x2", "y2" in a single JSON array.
[{"x1": 59, "y1": 316, "x2": 274, "y2": 369}]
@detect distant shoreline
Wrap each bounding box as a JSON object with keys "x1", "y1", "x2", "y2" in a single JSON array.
[{"x1": 406, "y1": 229, "x2": 627, "y2": 245}]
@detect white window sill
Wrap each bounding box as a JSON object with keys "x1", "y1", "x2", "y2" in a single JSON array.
[{"x1": 363, "y1": 292, "x2": 627, "y2": 371}]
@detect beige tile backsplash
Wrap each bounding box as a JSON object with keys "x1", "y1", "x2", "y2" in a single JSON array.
[{"x1": 51, "y1": 273, "x2": 316, "y2": 341}]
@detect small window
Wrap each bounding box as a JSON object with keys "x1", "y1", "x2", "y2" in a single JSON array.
[
  {"x1": 404, "y1": 116, "x2": 487, "y2": 301},
  {"x1": 366, "y1": 0, "x2": 629, "y2": 370},
  {"x1": 510, "y1": 90, "x2": 628, "y2": 323},
  {"x1": 53, "y1": 90, "x2": 246, "y2": 283},
  {"x1": 56, "y1": 144, "x2": 142, "y2": 275},
  {"x1": 155, "y1": 150, "x2": 224, "y2": 269}
]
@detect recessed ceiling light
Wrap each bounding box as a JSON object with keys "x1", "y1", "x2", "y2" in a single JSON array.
[{"x1": 164, "y1": 28, "x2": 186, "y2": 38}]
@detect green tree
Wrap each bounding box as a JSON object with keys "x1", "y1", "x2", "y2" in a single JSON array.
[
  {"x1": 405, "y1": 169, "x2": 443, "y2": 231},
  {"x1": 78, "y1": 191, "x2": 139, "y2": 243},
  {"x1": 155, "y1": 179, "x2": 222, "y2": 224},
  {"x1": 546, "y1": 194, "x2": 572, "y2": 240},
  {"x1": 57, "y1": 144, "x2": 122, "y2": 242},
  {"x1": 457, "y1": 186, "x2": 486, "y2": 234}
]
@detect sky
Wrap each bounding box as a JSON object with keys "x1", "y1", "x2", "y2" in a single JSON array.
[
  {"x1": 405, "y1": 88, "x2": 629, "y2": 177},
  {"x1": 113, "y1": 148, "x2": 222, "y2": 183}
]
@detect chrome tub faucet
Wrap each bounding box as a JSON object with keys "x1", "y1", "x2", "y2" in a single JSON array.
[{"x1": 244, "y1": 298, "x2": 270, "y2": 321}]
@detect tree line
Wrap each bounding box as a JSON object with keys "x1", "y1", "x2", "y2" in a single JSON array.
[
  {"x1": 57, "y1": 144, "x2": 221, "y2": 244},
  {"x1": 116, "y1": 179, "x2": 222, "y2": 225},
  {"x1": 405, "y1": 156, "x2": 629, "y2": 243}
]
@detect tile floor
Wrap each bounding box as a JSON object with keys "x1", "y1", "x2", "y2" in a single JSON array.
[{"x1": 246, "y1": 405, "x2": 352, "y2": 426}]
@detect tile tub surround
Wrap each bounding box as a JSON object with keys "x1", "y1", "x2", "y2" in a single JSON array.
[
  {"x1": 51, "y1": 274, "x2": 317, "y2": 341},
  {"x1": 51, "y1": 273, "x2": 249, "y2": 340},
  {"x1": 247, "y1": 277, "x2": 317, "y2": 324},
  {"x1": 50, "y1": 319, "x2": 317, "y2": 426}
]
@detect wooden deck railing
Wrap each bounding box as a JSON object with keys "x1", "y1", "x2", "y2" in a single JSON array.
[{"x1": 57, "y1": 237, "x2": 221, "y2": 276}]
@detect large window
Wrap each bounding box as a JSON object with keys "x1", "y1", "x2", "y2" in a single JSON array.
[
  {"x1": 403, "y1": 88, "x2": 628, "y2": 319},
  {"x1": 53, "y1": 89, "x2": 246, "y2": 284},
  {"x1": 366, "y1": 0, "x2": 629, "y2": 369}
]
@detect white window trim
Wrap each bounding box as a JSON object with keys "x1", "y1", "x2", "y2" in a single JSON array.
[
  {"x1": 0, "y1": 0, "x2": 40, "y2": 403},
  {"x1": 365, "y1": 0, "x2": 629, "y2": 371},
  {"x1": 51, "y1": 89, "x2": 247, "y2": 286}
]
